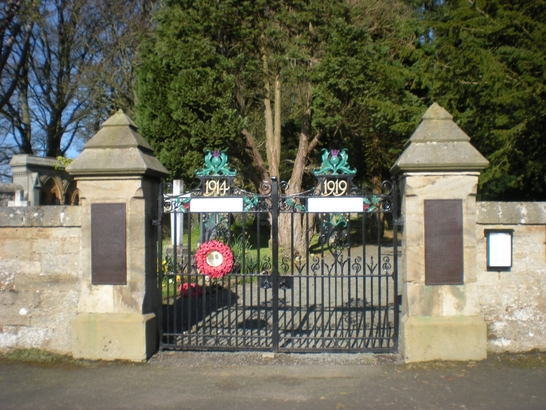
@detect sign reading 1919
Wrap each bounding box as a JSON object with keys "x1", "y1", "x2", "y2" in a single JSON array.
[{"x1": 322, "y1": 179, "x2": 347, "y2": 196}]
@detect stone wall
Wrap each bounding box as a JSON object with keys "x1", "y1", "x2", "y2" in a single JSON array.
[
  {"x1": 1, "y1": 200, "x2": 544, "y2": 359},
  {"x1": 476, "y1": 202, "x2": 546, "y2": 353},
  {"x1": 0, "y1": 206, "x2": 81, "y2": 354}
]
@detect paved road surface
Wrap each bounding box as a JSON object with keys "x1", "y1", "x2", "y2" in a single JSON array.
[{"x1": 1, "y1": 350, "x2": 545, "y2": 409}]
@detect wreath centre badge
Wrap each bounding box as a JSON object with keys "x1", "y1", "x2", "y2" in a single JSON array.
[{"x1": 195, "y1": 240, "x2": 233, "y2": 278}]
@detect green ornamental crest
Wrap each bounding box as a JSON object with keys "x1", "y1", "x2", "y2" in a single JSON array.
[
  {"x1": 313, "y1": 149, "x2": 356, "y2": 176},
  {"x1": 195, "y1": 150, "x2": 237, "y2": 176}
]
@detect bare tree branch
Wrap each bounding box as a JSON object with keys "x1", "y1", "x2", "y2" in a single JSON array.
[{"x1": 0, "y1": 0, "x2": 36, "y2": 110}]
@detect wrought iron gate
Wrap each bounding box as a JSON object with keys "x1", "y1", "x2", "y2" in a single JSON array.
[{"x1": 156, "y1": 149, "x2": 399, "y2": 353}]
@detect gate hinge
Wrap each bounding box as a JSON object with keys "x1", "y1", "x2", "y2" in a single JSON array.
[
  {"x1": 397, "y1": 294, "x2": 403, "y2": 306},
  {"x1": 151, "y1": 219, "x2": 162, "y2": 227},
  {"x1": 393, "y1": 217, "x2": 404, "y2": 227}
]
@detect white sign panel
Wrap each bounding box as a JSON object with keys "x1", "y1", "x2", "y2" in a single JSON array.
[
  {"x1": 307, "y1": 197, "x2": 363, "y2": 213},
  {"x1": 487, "y1": 231, "x2": 512, "y2": 268},
  {"x1": 189, "y1": 197, "x2": 243, "y2": 213}
]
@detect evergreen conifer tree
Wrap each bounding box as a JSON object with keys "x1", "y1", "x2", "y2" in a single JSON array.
[{"x1": 415, "y1": 0, "x2": 546, "y2": 199}]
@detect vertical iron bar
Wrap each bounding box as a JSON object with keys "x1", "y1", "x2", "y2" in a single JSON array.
[
  {"x1": 256, "y1": 211, "x2": 263, "y2": 348},
  {"x1": 254, "y1": 210, "x2": 260, "y2": 347},
  {"x1": 377, "y1": 209, "x2": 382, "y2": 347},
  {"x1": 227, "y1": 274, "x2": 232, "y2": 347},
  {"x1": 315, "y1": 227, "x2": 329, "y2": 348},
  {"x1": 187, "y1": 214, "x2": 192, "y2": 346},
  {"x1": 167, "y1": 206, "x2": 174, "y2": 344},
  {"x1": 302, "y1": 212, "x2": 308, "y2": 349},
  {"x1": 214, "y1": 273, "x2": 219, "y2": 346},
  {"x1": 157, "y1": 182, "x2": 164, "y2": 348},
  {"x1": 362, "y1": 211, "x2": 368, "y2": 348},
  {"x1": 244, "y1": 212, "x2": 253, "y2": 347},
  {"x1": 236, "y1": 213, "x2": 247, "y2": 347},
  {"x1": 314, "y1": 214, "x2": 324, "y2": 349},
  {"x1": 173, "y1": 210, "x2": 178, "y2": 340},
  {"x1": 271, "y1": 177, "x2": 279, "y2": 353},
  {"x1": 392, "y1": 177, "x2": 399, "y2": 351},
  {"x1": 306, "y1": 212, "x2": 312, "y2": 350},
  {"x1": 384, "y1": 250, "x2": 390, "y2": 347},
  {"x1": 345, "y1": 227, "x2": 348, "y2": 347},
  {"x1": 356, "y1": 211, "x2": 365, "y2": 348},
  {"x1": 312, "y1": 249, "x2": 318, "y2": 350},
  {"x1": 200, "y1": 268, "x2": 206, "y2": 346},
  {"x1": 234, "y1": 267, "x2": 239, "y2": 347},
  {"x1": 333, "y1": 262, "x2": 336, "y2": 345}
]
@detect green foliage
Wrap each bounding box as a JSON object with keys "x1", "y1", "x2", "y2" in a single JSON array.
[
  {"x1": 136, "y1": 0, "x2": 423, "y2": 188},
  {"x1": 136, "y1": 0, "x2": 250, "y2": 184},
  {"x1": 137, "y1": 0, "x2": 545, "y2": 199},
  {"x1": 54, "y1": 156, "x2": 73, "y2": 170},
  {"x1": 415, "y1": 0, "x2": 546, "y2": 200},
  {"x1": 0, "y1": 349, "x2": 81, "y2": 366},
  {"x1": 230, "y1": 232, "x2": 254, "y2": 265},
  {"x1": 311, "y1": 1, "x2": 425, "y2": 182}
]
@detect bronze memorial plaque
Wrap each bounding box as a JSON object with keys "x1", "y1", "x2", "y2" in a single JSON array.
[
  {"x1": 424, "y1": 199, "x2": 463, "y2": 285},
  {"x1": 91, "y1": 203, "x2": 127, "y2": 285}
]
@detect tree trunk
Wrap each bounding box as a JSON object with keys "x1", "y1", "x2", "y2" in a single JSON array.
[
  {"x1": 19, "y1": 61, "x2": 32, "y2": 154},
  {"x1": 264, "y1": 91, "x2": 275, "y2": 175},
  {"x1": 0, "y1": 1, "x2": 34, "y2": 112},
  {"x1": 371, "y1": 173, "x2": 385, "y2": 243},
  {"x1": 274, "y1": 75, "x2": 281, "y2": 170},
  {"x1": 278, "y1": 86, "x2": 313, "y2": 255},
  {"x1": 242, "y1": 128, "x2": 269, "y2": 193},
  {"x1": 263, "y1": 55, "x2": 280, "y2": 179}
]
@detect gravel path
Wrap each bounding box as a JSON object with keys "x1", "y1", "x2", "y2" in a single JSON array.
[{"x1": 148, "y1": 350, "x2": 401, "y2": 368}]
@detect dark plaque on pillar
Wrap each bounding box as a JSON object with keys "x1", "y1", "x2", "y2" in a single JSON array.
[
  {"x1": 424, "y1": 199, "x2": 463, "y2": 285},
  {"x1": 91, "y1": 203, "x2": 127, "y2": 285}
]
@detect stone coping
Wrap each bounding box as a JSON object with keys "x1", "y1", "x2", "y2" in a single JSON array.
[
  {"x1": 9, "y1": 154, "x2": 63, "y2": 169},
  {"x1": 391, "y1": 103, "x2": 489, "y2": 175},
  {"x1": 477, "y1": 201, "x2": 546, "y2": 225},
  {"x1": 0, "y1": 206, "x2": 81, "y2": 227},
  {"x1": 66, "y1": 110, "x2": 169, "y2": 178},
  {"x1": 0, "y1": 183, "x2": 24, "y2": 192}
]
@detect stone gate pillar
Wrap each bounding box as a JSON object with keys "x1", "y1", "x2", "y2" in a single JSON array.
[
  {"x1": 391, "y1": 103, "x2": 489, "y2": 362},
  {"x1": 66, "y1": 110, "x2": 169, "y2": 361}
]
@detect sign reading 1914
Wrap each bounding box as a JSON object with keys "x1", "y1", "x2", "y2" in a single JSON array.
[{"x1": 204, "y1": 179, "x2": 230, "y2": 196}]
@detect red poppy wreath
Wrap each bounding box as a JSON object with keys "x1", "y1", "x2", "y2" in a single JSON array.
[{"x1": 195, "y1": 240, "x2": 234, "y2": 278}]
